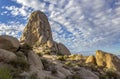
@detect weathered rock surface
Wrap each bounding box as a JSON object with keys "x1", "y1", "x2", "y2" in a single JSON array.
[
  {"x1": 20, "y1": 11, "x2": 53, "y2": 46},
  {"x1": 96, "y1": 50, "x2": 120, "y2": 71},
  {"x1": 85, "y1": 55, "x2": 96, "y2": 65},
  {"x1": 78, "y1": 67, "x2": 99, "y2": 79},
  {"x1": 0, "y1": 35, "x2": 20, "y2": 52},
  {"x1": 57, "y1": 43, "x2": 71, "y2": 55},
  {"x1": 20, "y1": 11, "x2": 70, "y2": 55},
  {"x1": 0, "y1": 48, "x2": 17, "y2": 62},
  {"x1": 28, "y1": 51, "x2": 44, "y2": 70}
]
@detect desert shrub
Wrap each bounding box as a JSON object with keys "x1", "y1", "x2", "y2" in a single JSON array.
[
  {"x1": 11, "y1": 68, "x2": 22, "y2": 78},
  {"x1": 64, "y1": 55, "x2": 69, "y2": 59},
  {"x1": 44, "y1": 49, "x2": 51, "y2": 55},
  {"x1": 99, "y1": 71, "x2": 117, "y2": 79},
  {"x1": 65, "y1": 61, "x2": 72, "y2": 66},
  {"x1": 57, "y1": 56, "x2": 65, "y2": 61},
  {"x1": 44, "y1": 76, "x2": 51, "y2": 79},
  {"x1": 51, "y1": 69, "x2": 57, "y2": 74},
  {"x1": 41, "y1": 58, "x2": 56, "y2": 72},
  {"x1": 30, "y1": 73, "x2": 37, "y2": 79},
  {"x1": 51, "y1": 67, "x2": 57, "y2": 74},
  {"x1": 21, "y1": 43, "x2": 32, "y2": 50},
  {"x1": 66, "y1": 74, "x2": 83, "y2": 79},
  {"x1": 9, "y1": 57, "x2": 30, "y2": 71},
  {"x1": 105, "y1": 71, "x2": 117, "y2": 79},
  {"x1": 57, "y1": 52, "x2": 63, "y2": 55},
  {"x1": 41, "y1": 58, "x2": 49, "y2": 70},
  {"x1": 19, "y1": 43, "x2": 33, "y2": 57},
  {"x1": 99, "y1": 75, "x2": 106, "y2": 79},
  {"x1": 37, "y1": 53, "x2": 42, "y2": 57},
  {"x1": 0, "y1": 67, "x2": 13, "y2": 79}
]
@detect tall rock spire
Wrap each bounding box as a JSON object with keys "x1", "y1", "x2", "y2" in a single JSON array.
[{"x1": 20, "y1": 11, "x2": 70, "y2": 55}]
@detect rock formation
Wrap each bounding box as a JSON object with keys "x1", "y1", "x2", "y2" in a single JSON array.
[
  {"x1": 85, "y1": 55, "x2": 96, "y2": 65},
  {"x1": 0, "y1": 11, "x2": 120, "y2": 79},
  {"x1": 96, "y1": 50, "x2": 120, "y2": 71},
  {"x1": 20, "y1": 11, "x2": 70, "y2": 55}
]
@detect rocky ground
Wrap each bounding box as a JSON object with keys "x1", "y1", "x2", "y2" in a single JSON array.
[{"x1": 0, "y1": 11, "x2": 120, "y2": 79}]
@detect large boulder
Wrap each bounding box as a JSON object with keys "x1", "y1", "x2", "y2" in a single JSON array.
[
  {"x1": 95, "y1": 50, "x2": 120, "y2": 71},
  {"x1": 20, "y1": 11, "x2": 71, "y2": 55},
  {"x1": 85, "y1": 55, "x2": 96, "y2": 65},
  {"x1": 0, "y1": 48, "x2": 17, "y2": 62},
  {"x1": 0, "y1": 35, "x2": 20, "y2": 52},
  {"x1": 28, "y1": 51, "x2": 44, "y2": 70},
  {"x1": 78, "y1": 67, "x2": 99, "y2": 79},
  {"x1": 58, "y1": 43, "x2": 71, "y2": 55}
]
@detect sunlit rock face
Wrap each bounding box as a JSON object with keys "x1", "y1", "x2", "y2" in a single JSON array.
[
  {"x1": 20, "y1": 11, "x2": 70, "y2": 55},
  {"x1": 20, "y1": 11, "x2": 53, "y2": 46},
  {"x1": 85, "y1": 55, "x2": 96, "y2": 65},
  {"x1": 95, "y1": 50, "x2": 120, "y2": 71}
]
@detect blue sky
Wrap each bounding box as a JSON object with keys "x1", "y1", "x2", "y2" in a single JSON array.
[{"x1": 0, "y1": 0, "x2": 120, "y2": 55}]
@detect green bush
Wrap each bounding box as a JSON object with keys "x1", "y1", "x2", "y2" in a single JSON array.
[
  {"x1": 30, "y1": 73, "x2": 37, "y2": 79},
  {"x1": 37, "y1": 53, "x2": 42, "y2": 57},
  {"x1": 22, "y1": 43, "x2": 32, "y2": 50},
  {"x1": 51, "y1": 67, "x2": 57, "y2": 74},
  {"x1": 65, "y1": 61, "x2": 71, "y2": 66},
  {"x1": 0, "y1": 67, "x2": 13, "y2": 79},
  {"x1": 57, "y1": 56, "x2": 65, "y2": 61},
  {"x1": 105, "y1": 71, "x2": 117, "y2": 79},
  {"x1": 44, "y1": 76, "x2": 51, "y2": 79},
  {"x1": 41, "y1": 58, "x2": 49, "y2": 70},
  {"x1": 99, "y1": 71, "x2": 117, "y2": 79},
  {"x1": 66, "y1": 74, "x2": 83, "y2": 79},
  {"x1": 9, "y1": 57, "x2": 30, "y2": 71},
  {"x1": 44, "y1": 49, "x2": 51, "y2": 55}
]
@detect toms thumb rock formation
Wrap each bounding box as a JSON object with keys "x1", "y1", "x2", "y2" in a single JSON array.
[{"x1": 20, "y1": 11, "x2": 70, "y2": 55}]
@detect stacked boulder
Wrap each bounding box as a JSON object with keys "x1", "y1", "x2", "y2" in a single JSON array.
[
  {"x1": 0, "y1": 35, "x2": 19, "y2": 62},
  {"x1": 95, "y1": 50, "x2": 120, "y2": 71},
  {"x1": 20, "y1": 11, "x2": 70, "y2": 55},
  {"x1": 85, "y1": 50, "x2": 120, "y2": 72}
]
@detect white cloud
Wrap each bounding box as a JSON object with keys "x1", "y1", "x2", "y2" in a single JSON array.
[
  {"x1": 1, "y1": 0, "x2": 120, "y2": 54},
  {"x1": 0, "y1": 22, "x2": 25, "y2": 39},
  {"x1": 2, "y1": 5, "x2": 32, "y2": 18}
]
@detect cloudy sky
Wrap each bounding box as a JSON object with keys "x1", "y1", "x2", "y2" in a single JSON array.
[{"x1": 0, "y1": 0, "x2": 120, "y2": 55}]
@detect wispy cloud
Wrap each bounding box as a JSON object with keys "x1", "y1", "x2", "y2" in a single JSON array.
[{"x1": 1, "y1": 0, "x2": 120, "y2": 54}]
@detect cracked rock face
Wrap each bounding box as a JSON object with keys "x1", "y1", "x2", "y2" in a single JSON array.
[
  {"x1": 20, "y1": 11, "x2": 71, "y2": 55},
  {"x1": 20, "y1": 11, "x2": 53, "y2": 46}
]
